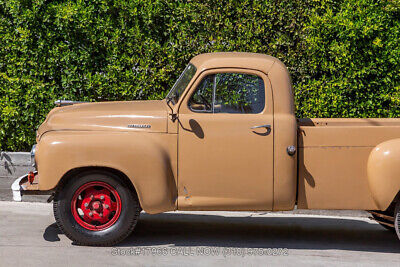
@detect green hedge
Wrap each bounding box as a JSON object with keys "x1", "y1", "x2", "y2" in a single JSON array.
[{"x1": 1, "y1": 0, "x2": 399, "y2": 151}]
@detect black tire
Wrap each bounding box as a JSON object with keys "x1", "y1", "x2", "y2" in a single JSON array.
[
  {"x1": 53, "y1": 170, "x2": 140, "y2": 246},
  {"x1": 395, "y1": 201, "x2": 400, "y2": 241}
]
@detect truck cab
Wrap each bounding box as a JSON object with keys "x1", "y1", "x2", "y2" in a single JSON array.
[{"x1": 168, "y1": 53, "x2": 297, "y2": 211}]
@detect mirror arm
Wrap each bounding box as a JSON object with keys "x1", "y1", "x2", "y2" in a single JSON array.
[
  {"x1": 169, "y1": 113, "x2": 178, "y2": 122},
  {"x1": 166, "y1": 98, "x2": 178, "y2": 122}
]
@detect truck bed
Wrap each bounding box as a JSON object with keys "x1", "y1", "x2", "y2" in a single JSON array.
[{"x1": 297, "y1": 118, "x2": 400, "y2": 210}]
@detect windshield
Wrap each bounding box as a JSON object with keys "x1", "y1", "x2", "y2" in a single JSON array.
[{"x1": 166, "y1": 63, "x2": 197, "y2": 105}]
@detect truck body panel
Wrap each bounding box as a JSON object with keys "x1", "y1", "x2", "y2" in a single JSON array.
[
  {"x1": 298, "y1": 118, "x2": 400, "y2": 210},
  {"x1": 37, "y1": 100, "x2": 168, "y2": 137},
  {"x1": 177, "y1": 68, "x2": 274, "y2": 210},
  {"x1": 368, "y1": 138, "x2": 400, "y2": 210},
  {"x1": 36, "y1": 131, "x2": 177, "y2": 214}
]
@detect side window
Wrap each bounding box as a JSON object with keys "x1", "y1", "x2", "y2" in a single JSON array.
[
  {"x1": 214, "y1": 73, "x2": 265, "y2": 114},
  {"x1": 188, "y1": 72, "x2": 265, "y2": 114}
]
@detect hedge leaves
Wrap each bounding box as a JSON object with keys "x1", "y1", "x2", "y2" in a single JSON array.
[{"x1": 1, "y1": 0, "x2": 399, "y2": 151}]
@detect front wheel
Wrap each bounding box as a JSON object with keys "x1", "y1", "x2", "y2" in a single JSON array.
[{"x1": 53, "y1": 171, "x2": 140, "y2": 246}]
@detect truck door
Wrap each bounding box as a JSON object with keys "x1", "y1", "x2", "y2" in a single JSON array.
[{"x1": 177, "y1": 68, "x2": 274, "y2": 210}]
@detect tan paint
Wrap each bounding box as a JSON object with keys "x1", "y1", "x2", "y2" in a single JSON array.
[
  {"x1": 298, "y1": 120, "x2": 400, "y2": 210},
  {"x1": 37, "y1": 100, "x2": 168, "y2": 138},
  {"x1": 268, "y1": 59, "x2": 297, "y2": 211},
  {"x1": 29, "y1": 52, "x2": 400, "y2": 214},
  {"x1": 36, "y1": 131, "x2": 177, "y2": 214},
  {"x1": 177, "y1": 68, "x2": 275, "y2": 210},
  {"x1": 174, "y1": 54, "x2": 298, "y2": 211},
  {"x1": 368, "y1": 138, "x2": 400, "y2": 210}
]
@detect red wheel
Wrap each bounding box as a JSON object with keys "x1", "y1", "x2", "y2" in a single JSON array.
[
  {"x1": 71, "y1": 181, "x2": 122, "y2": 231},
  {"x1": 54, "y1": 171, "x2": 141, "y2": 246}
]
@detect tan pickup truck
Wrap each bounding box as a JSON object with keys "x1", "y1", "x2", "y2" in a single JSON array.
[{"x1": 12, "y1": 52, "x2": 400, "y2": 246}]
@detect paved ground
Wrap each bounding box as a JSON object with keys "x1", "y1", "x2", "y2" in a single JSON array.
[{"x1": 1, "y1": 202, "x2": 399, "y2": 266}]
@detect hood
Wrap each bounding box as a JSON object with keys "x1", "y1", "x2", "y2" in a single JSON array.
[{"x1": 37, "y1": 100, "x2": 168, "y2": 138}]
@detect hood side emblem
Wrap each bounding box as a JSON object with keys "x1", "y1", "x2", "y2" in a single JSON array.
[{"x1": 127, "y1": 124, "x2": 151, "y2": 129}]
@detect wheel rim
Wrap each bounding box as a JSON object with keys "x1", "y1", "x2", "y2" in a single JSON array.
[{"x1": 71, "y1": 181, "x2": 122, "y2": 231}]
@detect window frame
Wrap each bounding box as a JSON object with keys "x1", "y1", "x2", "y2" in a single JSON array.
[
  {"x1": 166, "y1": 63, "x2": 197, "y2": 105},
  {"x1": 187, "y1": 70, "x2": 267, "y2": 115}
]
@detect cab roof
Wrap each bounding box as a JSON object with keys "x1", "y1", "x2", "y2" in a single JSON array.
[{"x1": 189, "y1": 52, "x2": 281, "y2": 75}]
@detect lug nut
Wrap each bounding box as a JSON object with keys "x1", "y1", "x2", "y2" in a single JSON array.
[
  {"x1": 105, "y1": 204, "x2": 109, "y2": 209},
  {"x1": 89, "y1": 212, "x2": 93, "y2": 216},
  {"x1": 84, "y1": 203, "x2": 89, "y2": 208},
  {"x1": 100, "y1": 195, "x2": 104, "y2": 200}
]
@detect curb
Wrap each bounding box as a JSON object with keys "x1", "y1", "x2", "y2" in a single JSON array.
[
  {"x1": 0, "y1": 151, "x2": 32, "y2": 178},
  {"x1": 0, "y1": 151, "x2": 47, "y2": 202}
]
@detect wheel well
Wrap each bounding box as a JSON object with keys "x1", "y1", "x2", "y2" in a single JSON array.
[
  {"x1": 379, "y1": 191, "x2": 400, "y2": 214},
  {"x1": 56, "y1": 166, "x2": 139, "y2": 202},
  {"x1": 390, "y1": 191, "x2": 400, "y2": 207}
]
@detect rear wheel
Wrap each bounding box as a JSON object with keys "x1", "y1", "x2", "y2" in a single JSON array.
[
  {"x1": 53, "y1": 171, "x2": 140, "y2": 246},
  {"x1": 395, "y1": 202, "x2": 400, "y2": 241}
]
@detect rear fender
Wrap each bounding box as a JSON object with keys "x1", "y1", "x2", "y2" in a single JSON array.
[{"x1": 367, "y1": 138, "x2": 400, "y2": 210}]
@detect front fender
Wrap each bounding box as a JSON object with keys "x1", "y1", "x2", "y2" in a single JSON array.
[
  {"x1": 36, "y1": 131, "x2": 177, "y2": 214},
  {"x1": 367, "y1": 138, "x2": 400, "y2": 210}
]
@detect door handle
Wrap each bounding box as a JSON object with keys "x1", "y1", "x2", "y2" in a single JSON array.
[
  {"x1": 251, "y1": 124, "x2": 271, "y2": 130},
  {"x1": 251, "y1": 124, "x2": 271, "y2": 136}
]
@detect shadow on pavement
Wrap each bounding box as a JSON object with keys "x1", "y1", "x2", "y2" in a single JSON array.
[
  {"x1": 43, "y1": 212, "x2": 400, "y2": 253},
  {"x1": 43, "y1": 223, "x2": 63, "y2": 242}
]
